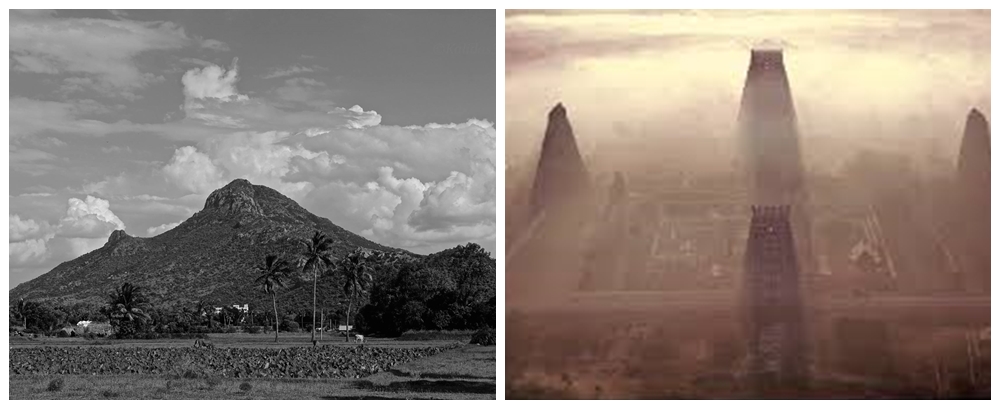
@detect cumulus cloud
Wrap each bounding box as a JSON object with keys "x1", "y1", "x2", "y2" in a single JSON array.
[
  {"x1": 150, "y1": 110, "x2": 495, "y2": 254},
  {"x1": 60, "y1": 196, "x2": 127, "y2": 238},
  {"x1": 9, "y1": 196, "x2": 128, "y2": 273},
  {"x1": 163, "y1": 146, "x2": 226, "y2": 194},
  {"x1": 147, "y1": 221, "x2": 181, "y2": 236},
  {"x1": 10, "y1": 239, "x2": 49, "y2": 265},
  {"x1": 181, "y1": 58, "x2": 248, "y2": 101},
  {"x1": 10, "y1": 214, "x2": 48, "y2": 242},
  {"x1": 329, "y1": 105, "x2": 382, "y2": 129}
]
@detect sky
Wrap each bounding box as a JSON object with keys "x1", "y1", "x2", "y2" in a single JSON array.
[
  {"x1": 506, "y1": 10, "x2": 990, "y2": 168},
  {"x1": 9, "y1": 9, "x2": 496, "y2": 287}
]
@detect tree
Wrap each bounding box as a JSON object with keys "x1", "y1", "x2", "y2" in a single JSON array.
[
  {"x1": 300, "y1": 231, "x2": 336, "y2": 345},
  {"x1": 256, "y1": 254, "x2": 292, "y2": 343},
  {"x1": 336, "y1": 247, "x2": 374, "y2": 342},
  {"x1": 104, "y1": 282, "x2": 151, "y2": 337},
  {"x1": 12, "y1": 298, "x2": 29, "y2": 329},
  {"x1": 194, "y1": 300, "x2": 214, "y2": 329}
]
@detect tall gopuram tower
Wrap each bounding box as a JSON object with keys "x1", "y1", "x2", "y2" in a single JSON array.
[
  {"x1": 737, "y1": 47, "x2": 816, "y2": 276},
  {"x1": 742, "y1": 205, "x2": 808, "y2": 391},
  {"x1": 530, "y1": 103, "x2": 591, "y2": 216},
  {"x1": 508, "y1": 103, "x2": 594, "y2": 304},
  {"x1": 955, "y1": 108, "x2": 990, "y2": 293}
]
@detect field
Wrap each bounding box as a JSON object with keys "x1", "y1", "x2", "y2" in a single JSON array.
[{"x1": 9, "y1": 333, "x2": 496, "y2": 400}]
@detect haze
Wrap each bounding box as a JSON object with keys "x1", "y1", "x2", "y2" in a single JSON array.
[{"x1": 506, "y1": 10, "x2": 990, "y2": 171}]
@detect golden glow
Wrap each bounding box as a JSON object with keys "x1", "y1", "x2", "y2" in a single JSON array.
[{"x1": 506, "y1": 10, "x2": 990, "y2": 164}]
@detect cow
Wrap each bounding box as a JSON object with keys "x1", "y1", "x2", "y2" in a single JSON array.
[{"x1": 355, "y1": 334, "x2": 365, "y2": 344}]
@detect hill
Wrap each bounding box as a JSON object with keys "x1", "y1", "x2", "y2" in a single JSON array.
[{"x1": 9, "y1": 179, "x2": 399, "y2": 310}]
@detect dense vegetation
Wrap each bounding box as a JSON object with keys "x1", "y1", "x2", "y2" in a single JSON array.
[
  {"x1": 358, "y1": 243, "x2": 496, "y2": 336},
  {"x1": 10, "y1": 242, "x2": 495, "y2": 339}
]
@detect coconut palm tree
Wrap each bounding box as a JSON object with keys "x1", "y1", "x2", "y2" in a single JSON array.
[
  {"x1": 337, "y1": 248, "x2": 374, "y2": 342},
  {"x1": 256, "y1": 254, "x2": 292, "y2": 343},
  {"x1": 300, "y1": 231, "x2": 335, "y2": 345},
  {"x1": 13, "y1": 298, "x2": 30, "y2": 329},
  {"x1": 106, "y1": 282, "x2": 151, "y2": 336},
  {"x1": 194, "y1": 300, "x2": 214, "y2": 329}
]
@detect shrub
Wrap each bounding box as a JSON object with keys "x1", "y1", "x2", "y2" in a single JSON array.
[
  {"x1": 246, "y1": 326, "x2": 262, "y2": 334},
  {"x1": 47, "y1": 378, "x2": 64, "y2": 392},
  {"x1": 282, "y1": 321, "x2": 300, "y2": 333},
  {"x1": 239, "y1": 382, "x2": 253, "y2": 392},
  {"x1": 205, "y1": 378, "x2": 222, "y2": 389},
  {"x1": 470, "y1": 328, "x2": 496, "y2": 346}
]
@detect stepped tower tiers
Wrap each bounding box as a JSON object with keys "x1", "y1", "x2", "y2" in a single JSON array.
[
  {"x1": 955, "y1": 109, "x2": 991, "y2": 292},
  {"x1": 529, "y1": 103, "x2": 592, "y2": 216},
  {"x1": 737, "y1": 47, "x2": 816, "y2": 275},
  {"x1": 742, "y1": 205, "x2": 809, "y2": 391}
]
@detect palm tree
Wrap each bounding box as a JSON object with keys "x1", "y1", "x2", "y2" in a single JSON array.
[
  {"x1": 255, "y1": 254, "x2": 292, "y2": 343},
  {"x1": 13, "y1": 298, "x2": 29, "y2": 329},
  {"x1": 194, "y1": 300, "x2": 214, "y2": 329},
  {"x1": 337, "y1": 248, "x2": 374, "y2": 342},
  {"x1": 300, "y1": 231, "x2": 335, "y2": 344},
  {"x1": 106, "y1": 282, "x2": 151, "y2": 336}
]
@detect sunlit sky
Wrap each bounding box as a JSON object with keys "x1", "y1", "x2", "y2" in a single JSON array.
[{"x1": 506, "y1": 10, "x2": 990, "y2": 164}]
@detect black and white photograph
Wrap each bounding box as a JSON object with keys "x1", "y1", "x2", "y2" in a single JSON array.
[{"x1": 8, "y1": 9, "x2": 496, "y2": 400}]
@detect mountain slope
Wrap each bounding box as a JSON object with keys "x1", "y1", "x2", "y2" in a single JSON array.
[{"x1": 10, "y1": 179, "x2": 399, "y2": 308}]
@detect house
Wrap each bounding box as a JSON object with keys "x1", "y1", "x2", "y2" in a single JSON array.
[
  {"x1": 231, "y1": 304, "x2": 249, "y2": 313},
  {"x1": 76, "y1": 320, "x2": 92, "y2": 327},
  {"x1": 337, "y1": 325, "x2": 353, "y2": 332}
]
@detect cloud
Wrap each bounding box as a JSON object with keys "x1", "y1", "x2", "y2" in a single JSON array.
[
  {"x1": 10, "y1": 215, "x2": 49, "y2": 242},
  {"x1": 10, "y1": 239, "x2": 49, "y2": 265},
  {"x1": 10, "y1": 11, "x2": 190, "y2": 94},
  {"x1": 263, "y1": 64, "x2": 327, "y2": 79},
  {"x1": 146, "y1": 221, "x2": 181, "y2": 236},
  {"x1": 60, "y1": 196, "x2": 127, "y2": 238},
  {"x1": 200, "y1": 39, "x2": 230, "y2": 52},
  {"x1": 9, "y1": 98, "x2": 138, "y2": 140},
  {"x1": 329, "y1": 105, "x2": 382, "y2": 129},
  {"x1": 9, "y1": 196, "x2": 128, "y2": 273},
  {"x1": 181, "y1": 58, "x2": 247, "y2": 100},
  {"x1": 163, "y1": 146, "x2": 226, "y2": 194},
  {"x1": 12, "y1": 49, "x2": 496, "y2": 270}
]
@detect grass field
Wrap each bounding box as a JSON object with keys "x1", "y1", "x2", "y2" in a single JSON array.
[{"x1": 9, "y1": 332, "x2": 496, "y2": 400}]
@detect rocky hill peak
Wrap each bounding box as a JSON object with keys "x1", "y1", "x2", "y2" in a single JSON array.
[
  {"x1": 203, "y1": 179, "x2": 265, "y2": 217},
  {"x1": 106, "y1": 230, "x2": 131, "y2": 246}
]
